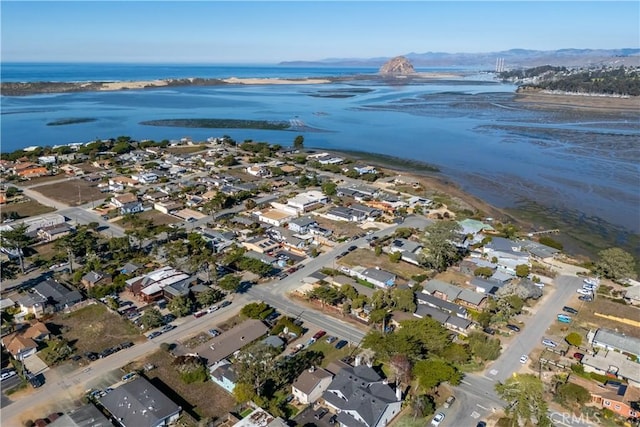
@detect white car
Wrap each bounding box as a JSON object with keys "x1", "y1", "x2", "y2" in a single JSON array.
[
  {"x1": 1, "y1": 370, "x2": 17, "y2": 381},
  {"x1": 576, "y1": 288, "x2": 593, "y2": 296},
  {"x1": 583, "y1": 278, "x2": 599, "y2": 286},
  {"x1": 542, "y1": 339, "x2": 558, "y2": 348},
  {"x1": 519, "y1": 355, "x2": 529, "y2": 364},
  {"x1": 431, "y1": 412, "x2": 445, "y2": 426}
]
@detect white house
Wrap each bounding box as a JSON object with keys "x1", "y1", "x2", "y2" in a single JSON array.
[
  {"x1": 287, "y1": 190, "x2": 328, "y2": 213},
  {"x1": 292, "y1": 366, "x2": 333, "y2": 404}
]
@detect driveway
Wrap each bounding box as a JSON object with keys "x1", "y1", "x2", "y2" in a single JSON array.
[{"x1": 23, "y1": 355, "x2": 49, "y2": 376}]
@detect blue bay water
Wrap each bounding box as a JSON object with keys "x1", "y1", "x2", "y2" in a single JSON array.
[{"x1": 1, "y1": 63, "x2": 639, "y2": 236}]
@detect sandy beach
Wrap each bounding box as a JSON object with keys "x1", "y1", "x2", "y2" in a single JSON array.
[{"x1": 97, "y1": 79, "x2": 169, "y2": 91}]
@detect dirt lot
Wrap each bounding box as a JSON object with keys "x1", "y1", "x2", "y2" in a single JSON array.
[
  {"x1": 129, "y1": 349, "x2": 236, "y2": 422},
  {"x1": 1, "y1": 199, "x2": 56, "y2": 218},
  {"x1": 338, "y1": 248, "x2": 427, "y2": 281},
  {"x1": 434, "y1": 269, "x2": 471, "y2": 287},
  {"x1": 52, "y1": 303, "x2": 144, "y2": 355},
  {"x1": 33, "y1": 179, "x2": 105, "y2": 206},
  {"x1": 571, "y1": 295, "x2": 640, "y2": 338},
  {"x1": 116, "y1": 209, "x2": 181, "y2": 228},
  {"x1": 315, "y1": 216, "x2": 365, "y2": 239}
]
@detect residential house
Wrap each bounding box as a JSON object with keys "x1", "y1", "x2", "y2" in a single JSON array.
[
  {"x1": 200, "y1": 229, "x2": 236, "y2": 253},
  {"x1": 423, "y1": 279, "x2": 462, "y2": 301},
  {"x1": 189, "y1": 319, "x2": 269, "y2": 367},
  {"x1": 120, "y1": 262, "x2": 142, "y2": 275},
  {"x1": 154, "y1": 201, "x2": 184, "y2": 215},
  {"x1": 242, "y1": 236, "x2": 280, "y2": 254},
  {"x1": 322, "y1": 362, "x2": 402, "y2": 427},
  {"x1": 483, "y1": 237, "x2": 530, "y2": 267},
  {"x1": 256, "y1": 209, "x2": 295, "y2": 227},
  {"x1": 287, "y1": 190, "x2": 328, "y2": 213},
  {"x1": 210, "y1": 359, "x2": 238, "y2": 393},
  {"x1": 111, "y1": 193, "x2": 138, "y2": 209},
  {"x1": 48, "y1": 404, "x2": 111, "y2": 427},
  {"x1": 132, "y1": 172, "x2": 159, "y2": 184},
  {"x1": 126, "y1": 266, "x2": 192, "y2": 303},
  {"x1": 470, "y1": 277, "x2": 507, "y2": 296},
  {"x1": 31, "y1": 279, "x2": 83, "y2": 313},
  {"x1": 568, "y1": 375, "x2": 640, "y2": 419},
  {"x1": 459, "y1": 258, "x2": 496, "y2": 276},
  {"x1": 458, "y1": 219, "x2": 495, "y2": 236},
  {"x1": 232, "y1": 408, "x2": 288, "y2": 427},
  {"x1": 18, "y1": 213, "x2": 66, "y2": 233},
  {"x1": 120, "y1": 201, "x2": 144, "y2": 215},
  {"x1": 36, "y1": 223, "x2": 74, "y2": 242},
  {"x1": 350, "y1": 203, "x2": 382, "y2": 219},
  {"x1": 38, "y1": 155, "x2": 57, "y2": 165},
  {"x1": 325, "y1": 207, "x2": 365, "y2": 222},
  {"x1": 415, "y1": 292, "x2": 468, "y2": 319},
  {"x1": 81, "y1": 271, "x2": 113, "y2": 288},
  {"x1": 455, "y1": 288, "x2": 486, "y2": 310},
  {"x1": 13, "y1": 162, "x2": 49, "y2": 178},
  {"x1": 519, "y1": 239, "x2": 561, "y2": 260},
  {"x1": 288, "y1": 216, "x2": 318, "y2": 234},
  {"x1": 581, "y1": 349, "x2": 640, "y2": 388},
  {"x1": 353, "y1": 165, "x2": 377, "y2": 175},
  {"x1": 413, "y1": 303, "x2": 471, "y2": 335},
  {"x1": 307, "y1": 152, "x2": 344, "y2": 165},
  {"x1": 352, "y1": 267, "x2": 396, "y2": 288},
  {"x1": 99, "y1": 376, "x2": 181, "y2": 427},
  {"x1": 388, "y1": 238, "x2": 423, "y2": 265},
  {"x1": 2, "y1": 333, "x2": 38, "y2": 359},
  {"x1": 109, "y1": 176, "x2": 138, "y2": 189},
  {"x1": 624, "y1": 282, "x2": 640, "y2": 305},
  {"x1": 589, "y1": 328, "x2": 640, "y2": 358},
  {"x1": 246, "y1": 165, "x2": 271, "y2": 177},
  {"x1": 16, "y1": 293, "x2": 46, "y2": 318},
  {"x1": 292, "y1": 366, "x2": 333, "y2": 404},
  {"x1": 244, "y1": 250, "x2": 278, "y2": 266}
]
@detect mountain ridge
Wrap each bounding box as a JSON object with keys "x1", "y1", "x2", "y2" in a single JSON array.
[{"x1": 279, "y1": 48, "x2": 640, "y2": 68}]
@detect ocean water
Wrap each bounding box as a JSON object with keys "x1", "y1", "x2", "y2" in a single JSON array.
[{"x1": 1, "y1": 63, "x2": 639, "y2": 242}]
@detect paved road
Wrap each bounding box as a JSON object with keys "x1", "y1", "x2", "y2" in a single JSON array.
[{"x1": 444, "y1": 275, "x2": 591, "y2": 427}]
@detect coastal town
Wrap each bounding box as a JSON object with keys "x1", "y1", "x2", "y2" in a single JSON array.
[{"x1": 0, "y1": 134, "x2": 638, "y2": 427}]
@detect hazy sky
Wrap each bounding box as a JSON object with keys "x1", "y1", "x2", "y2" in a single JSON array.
[{"x1": 2, "y1": 1, "x2": 638, "y2": 63}]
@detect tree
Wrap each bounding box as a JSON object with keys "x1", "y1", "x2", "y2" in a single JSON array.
[
  {"x1": 168, "y1": 295, "x2": 192, "y2": 317},
  {"x1": 596, "y1": 247, "x2": 637, "y2": 281},
  {"x1": 413, "y1": 359, "x2": 462, "y2": 392},
  {"x1": 139, "y1": 308, "x2": 164, "y2": 330},
  {"x1": 410, "y1": 394, "x2": 435, "y2": 419},
  {"x1": 218, "y1": 274, "x2": 241, "y2": 292},
  {"x1": 244, "y1": 199, "x2": 257, "y2": 210},
  {"x1": 241, "y1": 302, "x2": 273, "y2": 319},
  {"x1": 389, "y1": 354, "x2": 412, "y2": 385},
  {"x1": 235, "y1": 342, "x2": 280, "y2": 397},
  {"x1": 515, "y1": 264, "x2": 530, "y2": 278},
  {"x1": 0, "y1": 224, "x2": 33, "y2": 274},
  {"x1": 420, "y1": 221, "x2": 462, "y2": 272},
  {"x1": 388, "y1": 251, "x2": 402, "y2": 263},
  {"x1": 565, "y1": 332, "x2": 582, "y2": 347},
  {"x1": 321, "y1": 181, "x2": 337, "y2": 196},
  {"x1": 233, "y1": 381, "x2": 256, "y2": 403},
  {"x1": 374, "y1": 245, "x2": 383, "y2": 256},
  {"x1": 474, "y1": 267, "x2": 494, "y2": 278},
  {"x1": 293, "y1": 135, "x2": 304, "y2": 150},
  {"x1": 468, "y1": 332, "x2": 501, "y2": 361},
  {"x1": 556, "y1": 382, "x2": 591, "y2": 406},
  {"x1": 495, "y1": 374, "x2": 551, "y2": 427},
  {"x1": 196, "y1": 288, "x2": 224, "y2": 308}
]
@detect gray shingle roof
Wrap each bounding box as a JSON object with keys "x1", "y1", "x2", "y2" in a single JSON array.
[{"x1": 593, "y1": 328, "x2": 640, "y2": 356}]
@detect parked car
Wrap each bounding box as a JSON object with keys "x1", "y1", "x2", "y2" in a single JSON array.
[
  {"x1": 1, "y1": 370, "x2": 17, "y2": 381},
  {"x1": 220, "y1": 301, "x2": 232, "y2": 308},
  {"x1": 84, "y1": 351, "x2": 98, "y2": 361},
  {"x1": 314, "y1": 408, "x2": 328, "y2": 420},
  {"x1": 147, "y1": 331, "x2": 162, "y2": 340},
  {"x1": 542, "y1": 339, "x2": 558, "y2": 348},
  {"x1": 335, "y1": 340, "x2": 349, "y2": 349},
  {"x1": 557, "y1": 314, "x2": 572, "y2": 323},
  {"x1": 583, "y1": 278, "x2": 599, "y2": 286},
  {"x1": 347, "y1": 245, "x2": 357, "y2": 251},
  {"x1": 121, "y1": 372, "x2": 137, "y2": 382},
  {"x1": 579, "y1": 295, "x2": 593, "y2": 302},
  {"x1": 563, "y1": 306, "x2": 578, "y2": 315},
  {"x1": 193, "y1": 310, "x2": 207, "y2": 318},
  {"x1": 506, "y1": 324, "x2": 520, "y2": 332},
  {"x1": 208, "y1": 328, "x2": 221, "y2": 337},
  {"x1": 431, "y1": 412, "x2": 445, "y2": 426},
  {"x1": 573, "y1": 352, "x2": 585, "y2": 361},
  {"x1": 326, "y1": 336, "x2": 338, "y2": 344},
  {"x1": 119, "y1": 341, "x2": 134, "y2": 349},
  {"x1": 576, "y1": 288, "x2": 593, "y2": 296},
  {"x1": 160, "y1": 324, "x2": 175, "y2": 333},
  {"x1": 483, "y1": 327, "x2": 496, "y2": 335},
  {"x1": 519, "y1": 354, "x2": 529, "y2": 364},
  {"x1": 443, "y1": 395, "x2": 456, "y2": 408},
  {"x1": 329, "y1": 414, "x2": 338, "y2": 424},
  {"x1": 313, "y1": 330, "x2": 327, "y2": 340}
]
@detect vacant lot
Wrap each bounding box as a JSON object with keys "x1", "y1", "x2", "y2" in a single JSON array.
[
  {"x1": 339, "y1": 248, "x2": 426, "y2": 281},
  {"x1": 53, "y1": 303, "x2": 143, "y2": 354},
  {"x1": 434, "y1": 269, "x2": 470, "y2": 286},
  {"x1": 315, "y1": 216, "x2": 364, "y2": 238},
  {"x1": 572, "y1": 296, "x2": 640, "y2": 338},
  {"x1": 1, "y1": 199, "x2": 56, "y2": 218},
  {"x1": 34, "y1": 179, "x2": 105, "y2": 206},
  {"x1": 116, "y1": 210, "x2": 181, "y2": 228},
  {"x1": 307, "y1": 340, "x2": 354, "y2": 368},
  {"x1": 130, "y1": 349, "x2": 236, "y2": 422}
]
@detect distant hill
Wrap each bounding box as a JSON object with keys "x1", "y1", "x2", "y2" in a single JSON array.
[{"x1": 279, "y1": 48, "x2": 640, "y2": 69}]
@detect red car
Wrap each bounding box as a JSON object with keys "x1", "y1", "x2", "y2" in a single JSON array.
[
  {"x1": 573, "y1": 352, "x2": 585, "y2": 361},
  {"x1": 313, "y1": 330, "x2": 327, "y2": 340}
]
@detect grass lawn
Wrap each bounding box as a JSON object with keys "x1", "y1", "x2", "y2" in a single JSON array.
[
  {"x1": 339, "y1": 249, "x2": 427, "y2": 280},
  {"x1": 307, "y1": 340, "x2": 354, "y2": 368},
  {"x1": 2, "y1": 200, "x2": 56, "y2": 218},
  {"x1": 130, "y1": 349, "x2": 236, "y2": 422},
  {"x1": 52, "y1": 303, "x2": 143, "y2": 355}
]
